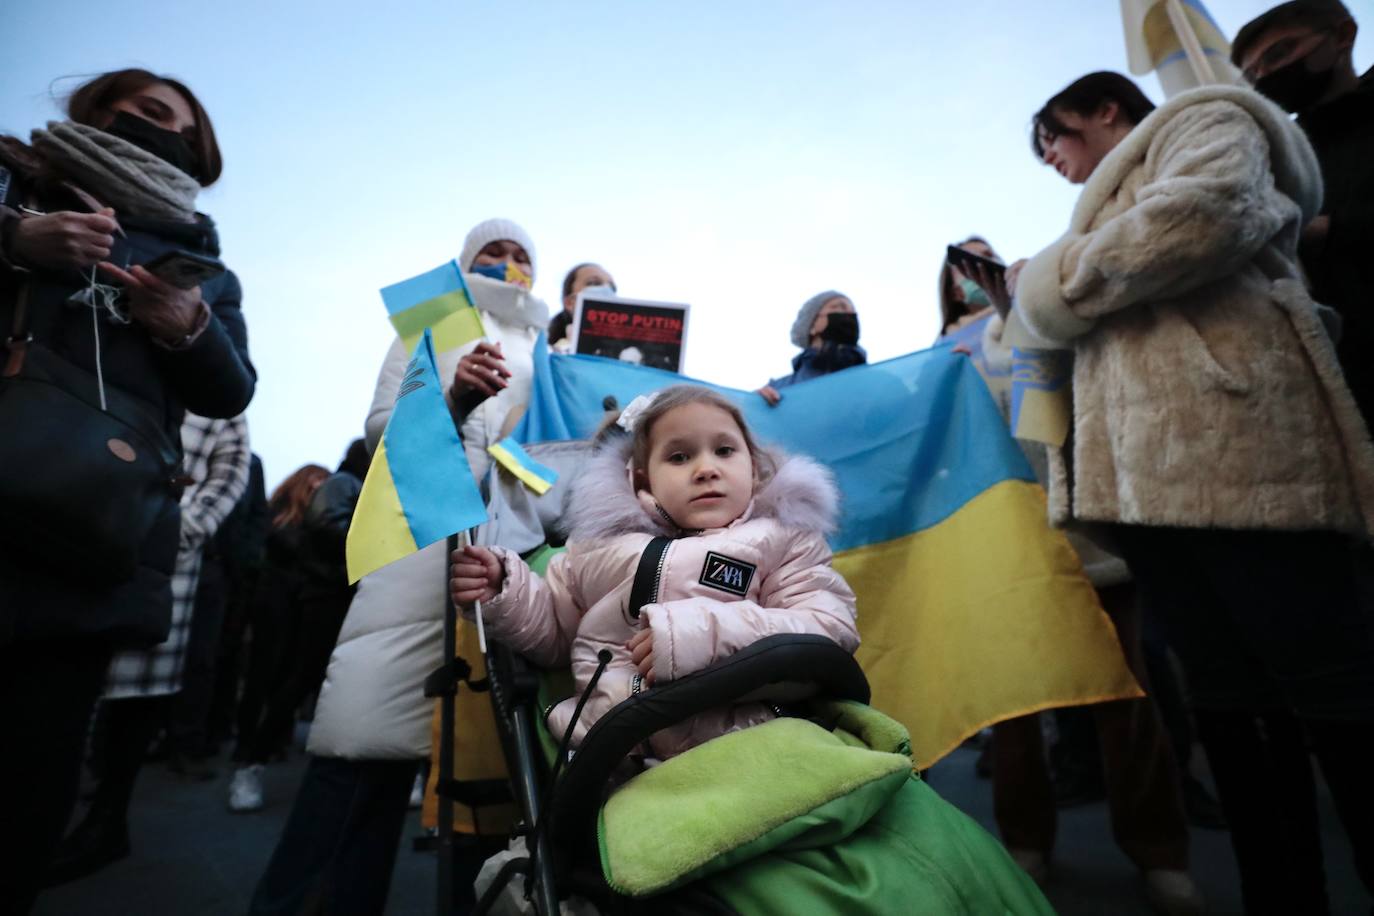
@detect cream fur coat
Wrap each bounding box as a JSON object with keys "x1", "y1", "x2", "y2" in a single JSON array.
[{"x1": 1015, "y1": 85, "x2": 1374, "y2": 535}]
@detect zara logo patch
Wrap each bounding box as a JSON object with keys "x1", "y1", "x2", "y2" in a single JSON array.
[{"x1": 699, "y1": 551, "x2": 755, "y2": 597}]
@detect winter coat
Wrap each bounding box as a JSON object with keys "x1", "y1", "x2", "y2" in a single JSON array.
[
  {"x1": 308, "y1": 275, "x2": 549, "y2": 759},
  {"x1": 481, "y1": 440, "x2": 859, "y2": 759},
  {"x1": 1013, "y1": 85, "x2": 1374, "y2": 535},
  {"x1": 768, "y1": 342, "x2": 867, "y2": 389},
  {"x1": 1296, "y1": 66, "x2": 1374, "y2": 423},
  {"x1": 0, "y1": 157, "x2": 256, "y2": 648},
  {"x1": 106, "y1": 413, "x2": 250, "y2": 698}
]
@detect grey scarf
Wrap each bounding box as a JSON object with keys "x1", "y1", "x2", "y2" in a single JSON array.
[{"x1": 29, "y1": 120, "x2": 200, "y2": 222}]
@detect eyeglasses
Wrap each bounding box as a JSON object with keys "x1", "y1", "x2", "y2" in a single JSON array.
[{"x1": 1243, "y1": 32, "x2": 1324, "y2": 83}]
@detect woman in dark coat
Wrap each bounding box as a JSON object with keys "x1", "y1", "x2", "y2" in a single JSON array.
[{"x1": 0, "y1": 68, "x2": 255, "y2": 913}]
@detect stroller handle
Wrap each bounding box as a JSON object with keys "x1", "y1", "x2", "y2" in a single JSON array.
[{"x1": 549, "y1": 633, "x2": 869, "y2": 855}]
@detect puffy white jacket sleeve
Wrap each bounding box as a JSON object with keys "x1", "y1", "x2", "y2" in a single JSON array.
[
  {"x1": 641, "y1": 531, "x2": 858, "y2": 683},
  {"x1": 1016, "y1": 100, "x2": 1292, "y2": 343},
  {"x1": 480, "y1": 547, "x2": 585, "y2": 668}
]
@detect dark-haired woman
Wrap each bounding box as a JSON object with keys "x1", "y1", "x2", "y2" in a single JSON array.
[
  {"x1": 548, "y1": 261, "x2": 615, "y2": 347},
  {"x1": 1013, "y1": 71, "x2": 1374, "y2": 912},
  {"x1": 938, "y1": 236, "x2": 1003, "y2": 337},
  {"x1": 0, "y1": 68, "x2": 254, "y2": 912},
  {"x1": 224, "y1": 463, "x2": 330, "y2": 808}
]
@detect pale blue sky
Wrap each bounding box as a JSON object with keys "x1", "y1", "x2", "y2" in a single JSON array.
[{"x1": 5, "y1": 1, "x2": 1369, "y2": 487}]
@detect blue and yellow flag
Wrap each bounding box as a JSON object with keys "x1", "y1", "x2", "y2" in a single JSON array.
[
  {"x1": 507, "y1": 337, "x2": 1141, "y2": 767},
  {"x1": 1121, "y1": 0, "x2": 1243, "y2": 95},
  {"x1": 345, "y1": 329, "x2": 488, "y2": 584},
  {"x1": 382, "y1": 260, "x2": 486, "y2": 356},
  {"x1": 487, "y1": 436, "x2": 559, "y2": 495}
]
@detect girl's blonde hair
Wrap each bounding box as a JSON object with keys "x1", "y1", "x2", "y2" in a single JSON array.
[{"x1": 629, "y1": 385, "x2": 776, "y2": 485}]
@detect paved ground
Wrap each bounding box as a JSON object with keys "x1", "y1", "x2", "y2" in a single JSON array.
[{"x1": 32, "y1": 732, "x2": 1367, "y2": 915}]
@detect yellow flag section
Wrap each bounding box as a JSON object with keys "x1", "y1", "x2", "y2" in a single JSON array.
[{"x1": 836, "y1": 482, "x2": 1141, "y2": 769}]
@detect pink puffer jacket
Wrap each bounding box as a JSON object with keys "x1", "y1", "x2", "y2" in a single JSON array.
[{"x1": 481, "y1": 439, "x2": 859, "y2": 759}]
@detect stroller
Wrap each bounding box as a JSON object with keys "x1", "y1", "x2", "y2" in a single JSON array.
[{"x1": 430, "y1": 442, "x2": 1053, "y2": 916}]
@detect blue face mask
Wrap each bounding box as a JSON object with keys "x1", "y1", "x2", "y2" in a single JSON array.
[
  {"x1": 470, "y1": 260, "x2": 532, "y2": 288},
  {"x1": 958, "y1": 276, "x2": 991, "y2": 308}
]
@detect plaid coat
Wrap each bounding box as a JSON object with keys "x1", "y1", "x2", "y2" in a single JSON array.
[{"x1": 105, "y1": 414, "x2": 250, "y2": 698}]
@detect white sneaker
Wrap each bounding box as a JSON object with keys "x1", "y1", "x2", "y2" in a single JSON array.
[
  {"x1": 228, "y1": 764, "x2": 264, "y2": 813},
  {"x1": 408, "y1": 772, "x2": 425, "y2": 809},
  {"x1": 1143, "y1": 869, "x2": 1205, "y2": 916},
  {"x1": 1007, "y1": 848, "x2": 1050, "y2": 886}
]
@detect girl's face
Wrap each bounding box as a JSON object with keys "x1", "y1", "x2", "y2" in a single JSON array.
[{"x1": 645, "y1": 402, "x2": 755, "y2": 530}]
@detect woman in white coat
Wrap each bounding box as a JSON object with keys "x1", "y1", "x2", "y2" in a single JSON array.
[
  {"x1": 1013, "y1": 71, "x2": 1374, "y2": 914},
  {"x1": 247, "y1": 219, "x2": 549, "y2": 916}
]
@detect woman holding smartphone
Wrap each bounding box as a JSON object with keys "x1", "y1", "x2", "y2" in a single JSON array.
[
  {"x1": 1012, "y1": 70, "x2": 1374, "y2": 913},
  {"x1": 0, "y1": 68, "x2": 254, "y2": 912}
]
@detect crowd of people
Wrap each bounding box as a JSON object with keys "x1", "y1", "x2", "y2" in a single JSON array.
[{"x1": 2, "y1": 0, "x2": 1372, "y2": 913}]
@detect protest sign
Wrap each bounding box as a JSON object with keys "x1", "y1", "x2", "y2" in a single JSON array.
[{"x1": 571, "y1": 292, "x2": 690, "y2": 373}]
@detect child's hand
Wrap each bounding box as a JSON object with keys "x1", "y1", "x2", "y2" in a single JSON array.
[
  {"x1": 450, "y1": 545, "x2": 503, "y2": 609},
  {"x1": 628, "y1": 630, "x2": 655, "y2": 686}
]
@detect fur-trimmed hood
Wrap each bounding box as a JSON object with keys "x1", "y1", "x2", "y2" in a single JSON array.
[{"x1": 565, "y1": 435, "x2": 841, "y2": 543}]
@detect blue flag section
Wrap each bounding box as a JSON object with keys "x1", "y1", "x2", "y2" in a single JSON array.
[{"x1": 345, "y1": 329, "x2": 488, "y2": 583}]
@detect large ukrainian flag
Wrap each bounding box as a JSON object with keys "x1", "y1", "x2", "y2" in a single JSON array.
[
  {"x1": 508, "y1": 335, "x2": 1141, "y2": 767},
  {"x1": 345, "y1": 329, "x2": 487, "y2": 584}
]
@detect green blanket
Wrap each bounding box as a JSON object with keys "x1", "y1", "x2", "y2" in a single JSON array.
[{"x1": 598, "y1": 702, "x2": 1053, "y2": 914}]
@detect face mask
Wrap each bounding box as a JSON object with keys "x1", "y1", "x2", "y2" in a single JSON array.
[
  {"x1": 958, "y1": 276, "x2": 991, "y2": 308},
  {"x1": 104, "y1": 111, "x2": 200, "y2": 179},
  {"x1": 1254, "y1": 40, "x2": 1338, "y2": 113},
  {"x1": 471, "y1": 260, "x2": 532, "y2": 288},
  {"x1": 820, "y1": 312, "x2": 860, "y2": 346}
]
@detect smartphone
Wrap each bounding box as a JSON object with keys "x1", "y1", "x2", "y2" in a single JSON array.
[
  {"x1": 144, "y1": 250, "x2": 225, "y2": 290},
  {"x1": 945, "y1": 245, "x2": 1006, "y2": 281}
]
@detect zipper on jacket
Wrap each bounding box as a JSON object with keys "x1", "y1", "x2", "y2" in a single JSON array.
[{"x1": 626, "y1": 536, "x2": 673, "y2": 620}]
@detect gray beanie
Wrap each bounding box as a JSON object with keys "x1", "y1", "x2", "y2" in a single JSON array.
[
  {"x1": 790, "y1": 290, "x2": 850, "y2": 348},
  {"x1": 458, "y1": 218, "x2": 538, "y2": 283}
]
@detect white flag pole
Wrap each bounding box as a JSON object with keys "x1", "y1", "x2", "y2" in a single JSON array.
[
  {"x1": 461, "y1": 527, "x2": 490, "y2": 655},
  {"x1": 1165, "y1": 0, "x2": 1217, "y2": 85}
]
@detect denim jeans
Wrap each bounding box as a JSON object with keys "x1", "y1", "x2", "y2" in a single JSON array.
[{"x1": 248, "y1": 756, "x2": 419, "y2": 916}]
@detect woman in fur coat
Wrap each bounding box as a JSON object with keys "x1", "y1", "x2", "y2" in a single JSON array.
[{"x1": 1014, "y1": 71, "x2": 1374, "y2": 913}]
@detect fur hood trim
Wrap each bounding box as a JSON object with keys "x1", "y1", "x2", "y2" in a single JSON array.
[{"x1": 565, "y1": 435, "x2": 841, "y2": 542}]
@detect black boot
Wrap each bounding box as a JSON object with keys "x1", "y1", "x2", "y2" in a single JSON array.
[{"x1": 43, "y1": 804, "x2": 130, "y2": 887}]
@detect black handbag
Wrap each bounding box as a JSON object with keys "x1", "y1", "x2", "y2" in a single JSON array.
[{"x1": 0, "y1": 283, "x2": 184, "y2": 583}]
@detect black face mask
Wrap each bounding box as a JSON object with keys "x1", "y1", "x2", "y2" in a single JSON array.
[
  {"x1": 820, "y1": 312, "x2": 860, "y2": 347},
  {"x1": 1254, "y1": 41, "x2": 1338, "y2": 114},
  {"x1": 104, "y1": 111, "x2": 201, "y2": 179}
]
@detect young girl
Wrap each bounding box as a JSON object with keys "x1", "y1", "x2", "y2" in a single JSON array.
[{"x1": 450, "y1": 384, "x2": 859, "y2": 758}]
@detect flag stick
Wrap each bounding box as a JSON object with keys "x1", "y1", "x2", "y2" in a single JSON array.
[
  {"x1": 1165, "y1": 0, "x2": 1216, "y2": 85},
  {"x1": 437, "y1": 531, "x2": 458, "y2": 915}
]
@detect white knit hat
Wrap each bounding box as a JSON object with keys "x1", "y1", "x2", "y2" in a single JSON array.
[
  {"x1": 458, "y1": 218, "x2": 538, "y2": 283},
  {"x1": 790, "y1": 290, "x2": 849, "y2": 348}
]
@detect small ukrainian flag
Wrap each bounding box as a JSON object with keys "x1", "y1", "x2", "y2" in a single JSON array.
[
  {"x1": 346, "y1": 328, "x2": 487, "y2": 584},
  {"x1": 487, "y1": 436, "x2": 559, "y2": 495},
  {"x1": 383, "y1": 260, "x2": 486, "y2": 356}
]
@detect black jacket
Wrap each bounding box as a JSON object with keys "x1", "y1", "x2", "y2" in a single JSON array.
[
  {"x1": 0, "y1": 160, "x2": 257, "y2": 648},
  {"x1": 1298, "y1": 67, "x2": 1374, "y2": 423}
]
